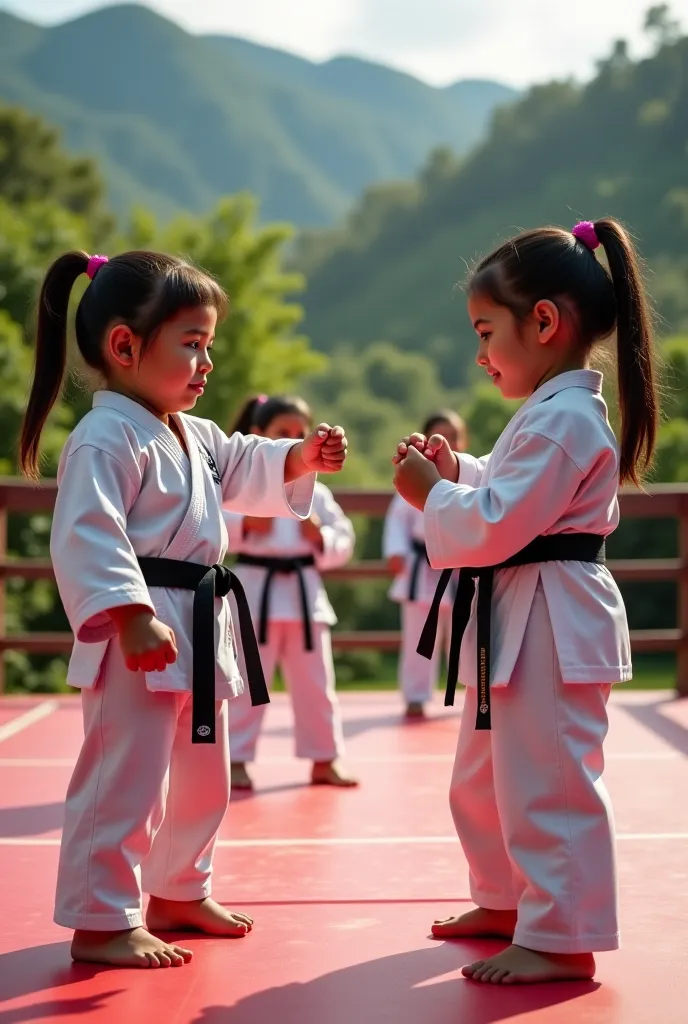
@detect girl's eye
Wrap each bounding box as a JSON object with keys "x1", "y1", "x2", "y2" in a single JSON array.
[
  {"x1": 187, "y1": 340, "x2": 200, "y2": 349},
  {"x1": 479, "y1": 332, "x2": 491, "y2": 342}
]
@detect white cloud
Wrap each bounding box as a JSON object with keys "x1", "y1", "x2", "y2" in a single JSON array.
[{"x1": 3, "y1": 0, "x2": 688, "y2": 86}]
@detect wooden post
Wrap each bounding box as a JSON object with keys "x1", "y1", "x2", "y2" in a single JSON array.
[
  {"x1": 678, "y1": 496, "x2": 688, "y2": 697},
  {"x1": 0, "y1": 502, "x2": 6, "y2": 694}
]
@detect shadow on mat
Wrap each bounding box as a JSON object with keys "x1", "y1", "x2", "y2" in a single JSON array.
[
  {"x1": 0, "y1": 991, "x2": 121, "y2": 1023},
  {"x1": 0, "y1": 942, "x2": 123, "y2": 1018},
  {"x1": 618, "y1": 696, "x2": 688, "y2": 757},
  {"x1": 0, "y1": 802, "x2": 64, "y2": 838},
  {"x1": 192, "y1": 943, "x2": 612, "y2": 1024}
]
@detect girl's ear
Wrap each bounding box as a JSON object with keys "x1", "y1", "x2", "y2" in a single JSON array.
[
  {"x1": 106, "y1": 324, "x2": 139, "y2": 367},
  {"x1": 533, "y1": 299, "x2": 560, "y2": 345}
]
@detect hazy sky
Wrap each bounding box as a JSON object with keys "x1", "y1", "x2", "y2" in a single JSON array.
[{"x1": 2, "y1": 0, "x2": 686, "y2": 87}]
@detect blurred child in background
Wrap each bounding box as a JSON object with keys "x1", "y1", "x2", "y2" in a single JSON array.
[
  {"x1": 383, "y1": 410, "x2": 467, "y2": 717},
  {"x1": 225, "y1": 394, "x2": 358, "y2": 790}
]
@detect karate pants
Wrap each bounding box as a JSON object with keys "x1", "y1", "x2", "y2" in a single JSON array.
[
  {"x1": 450, "y1": 583, "x2": 619, "y2": 953},
  {"x1": 54, "y1": 639, "x2": 230, "y2": 931},
  {"x1": 229, "y1": 621, "x2": 344, "y2": 763},
  {"x1": 398, "y1": 602, "x2": 451, "y2": 704}
]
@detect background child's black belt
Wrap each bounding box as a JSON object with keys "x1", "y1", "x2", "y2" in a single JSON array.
[
  {"x1": 235, "y1": 553, "x2": 316, "y2": 651},
  {"x1": 408, "y1": 538, "x2": 429, "y2": 601},
  {"x1": 416, "y1": 533, "x2": 606, "y2": 730},
  {"x1": 137, "y1": 557, "x2": 269, "y2": 745}
]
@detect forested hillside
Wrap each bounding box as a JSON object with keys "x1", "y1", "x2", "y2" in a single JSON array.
[
  {"x1": 0, "y1": 4, "x2": 515, "y2": 226},
  {"x1": 298, "y1": 28, "x2": 688, "y2": 386}
]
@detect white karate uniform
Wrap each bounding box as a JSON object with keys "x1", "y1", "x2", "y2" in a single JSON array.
[
  {"x1": 224, "y1": 482, "x2": 354, "y2": 762},
  {"x1": 424, "y1": 370, "x2": 626, "y2": 953},
  {"x1": 382, "y1": 493, "x2": 454, "y2": 704},
  {"x1": 50, "y1": 390, "x2": 314, "y2": 930}
]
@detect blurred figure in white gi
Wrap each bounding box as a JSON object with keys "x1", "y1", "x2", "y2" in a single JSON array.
[
  {"x1": 383, "y1": 410, "x2": 466, "y2": 718},
  {"x1": 225, "y1": 394, "x2": 358, "y2": 791}
]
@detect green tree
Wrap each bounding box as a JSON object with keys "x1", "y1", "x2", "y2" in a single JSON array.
[
  {"x1": 644, "y1": 5, "x2": 682, "y2": 50},
  {"x1": 0, "y1": 103, "x2": 109, "y2": 223}
]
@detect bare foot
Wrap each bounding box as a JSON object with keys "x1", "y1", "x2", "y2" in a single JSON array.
[
  {"x1": 231, "y1": 763, "x2": 253, "y2": 791},
  {"x1": 432, "y1": 907, "x2": 517, "y2": 939},
  {"x1": 70, "y1": 927, "x2": 193, "y2": 968},
  {"x1": 405, "y1": 702, "x2": 426, "y2": 719},
  {"x1": 146, "y1": 896, "x2": 253, "y2": 937},
  {"x1": 462, "y1": 944, "x2": 596, "y2": 985},
  {"x1": 311, "y1": 759, "x2": 359, "y2": 787}
]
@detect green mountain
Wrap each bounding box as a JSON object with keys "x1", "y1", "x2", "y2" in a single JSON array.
[
  {"x1": 298, "y1": 36, "x2": 688, "y2": 384},
  {"x1": 0, "y1": 4, "x2": 516, "y2": 225}
]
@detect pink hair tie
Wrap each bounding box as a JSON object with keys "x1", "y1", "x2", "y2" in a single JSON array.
[
  {"x1": 572, "y1": 221, "x2": 600, "y2": 251},
  {"x1": 86, "y1": 254, "x2": 108, "y2": 280},
  {"x1": 256, "y1": 394, "x2": 268, "y2": 405}
]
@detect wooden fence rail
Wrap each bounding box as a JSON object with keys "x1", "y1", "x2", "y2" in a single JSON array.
[{"x1": 2, "y1": 477, "x2": 688, "y2": 695}]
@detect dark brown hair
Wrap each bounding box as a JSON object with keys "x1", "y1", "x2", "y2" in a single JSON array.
[
  {"x1": 230, "y1": 394, "x2": 312, "y2": 436},
  {"x1": 468, "y1": 218, "x2": 658, "y2": 485},
  {"x1": 20, "y1": 250, "x2": 228, "y2": 478},
  {"x1": 422, "y1": 409, "x2": 467, "y2": 447}
]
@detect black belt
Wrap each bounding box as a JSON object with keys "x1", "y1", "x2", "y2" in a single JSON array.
[
  {"x1": 138, "y1": 557, "x2": 269, "y2": 745},
  {"x1": 417, "y1": 534, "x2": 606, "y2": 730},
  {"x1": 408, "y1": 539, "x2": 429, "y2": 601},
  {"x1": 235, "y1": 553, "x2": 316, "y2": 651}
]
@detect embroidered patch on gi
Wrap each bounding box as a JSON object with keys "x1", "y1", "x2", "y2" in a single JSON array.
[
  {"x1": 196, "y1": 439, "x2": 221, "y2": 485},
  {"x1": 196, "y1": 724, "x2": 212, "y2": 737}
]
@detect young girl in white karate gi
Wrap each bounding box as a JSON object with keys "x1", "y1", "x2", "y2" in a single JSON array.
[
  {"x1": 225, "y1": 394, "x2": 358, "y2": 791},
  {"x1": 383, "y1": 411, "x2": 466, "y2": 718},
  {"x1": 19, "y1": 250, "x2": 347, "y2": 970},
  {"x1": 392, "y1": 218, "x2": 658, "y2": 985}
]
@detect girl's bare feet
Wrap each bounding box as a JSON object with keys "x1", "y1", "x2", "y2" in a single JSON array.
[
  {"x1": 146, "y1": 896, "x2": 253, "y2": 937},
  {"x1": 462, "y1": 944, "x2": 596, "y2": 984},
  {"x1": 230, "y1": 763, "x2": 253, "y2": 791},
  {"x1": 432, "y1": 907, "x2": 517, "y2": 939},
  {"x1": 70, "y1": 927, "x2": 193, "y2": 968},
  {"x1": 311, "y1": 759, "x2": 359, "y2": 787}
]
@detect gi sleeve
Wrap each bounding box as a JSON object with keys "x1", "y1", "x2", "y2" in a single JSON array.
[
  {"x1": 313, "y1": 486, "x2": 355, "y2": 571},
  {"x1": 50, "y1": 445, "x2": 155, "y2": 643},
  {"x1": 456, "y1": 452, "x2": 492, "y2": 488},
  {"x1": 212, "y1": 425, "x2": 314, "y2": 520},
  {"x1": 424, "y1": 431, "x2": 587, "y2": 569},
  {"x1": 382, "y1": 492, "x2": 414, "y2": 559}
]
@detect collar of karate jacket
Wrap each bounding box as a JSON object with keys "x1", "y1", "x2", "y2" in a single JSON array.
[
  {"x1": 92, "y1": 390, "x2": 191, "y2": 468},
  {"x1": 517, "y1": 369, "x2": 603, "y2": 418}
]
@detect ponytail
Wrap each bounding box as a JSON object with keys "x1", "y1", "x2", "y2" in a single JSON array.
[
  {"x1": 594, "y1": 218, "x2": 658, "y2": 486},
  {"x1": 20, "y1": 250, "x2": 89, "y2": 479},
  {"x1": 229, "y1": 395, "x2": 265, "y2": 435}
]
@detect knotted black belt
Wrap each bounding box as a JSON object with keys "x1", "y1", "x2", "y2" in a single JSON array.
[
  {"x1": 138, "y1": 557, "x2": 269, "y2": 745},
  {"x1": 417, "y1": 533, "x2": 606, "y2": 731},
  {"x1": 408, "y1": 538, "x2": 429, "y2": 601},
  {"x1": 235, "y1": 553, "x2": 316, "y2": 651}
]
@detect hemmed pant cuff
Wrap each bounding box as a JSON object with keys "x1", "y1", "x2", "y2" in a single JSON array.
[
  {"x1": 513, "y1": 926, "x2": 620, "y2": 953},
  {"x1": 470, "y1": 893, "x2": 518, "y2": 911},
  {"x1": 54, "y1": 909, "x2": 144, "y2": 931},
  {"x1": 146, "y1": 883, "x2": 212, "y2": 902}
]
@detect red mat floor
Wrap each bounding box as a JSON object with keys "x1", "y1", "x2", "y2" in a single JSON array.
[{"x1": 0, "y1": 690, "x2": 687, "y2": 1023}]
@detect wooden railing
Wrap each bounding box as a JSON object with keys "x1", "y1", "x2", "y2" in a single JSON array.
[{"x1": 1, "y1": 476, "x2": 688, "y2": 695}]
